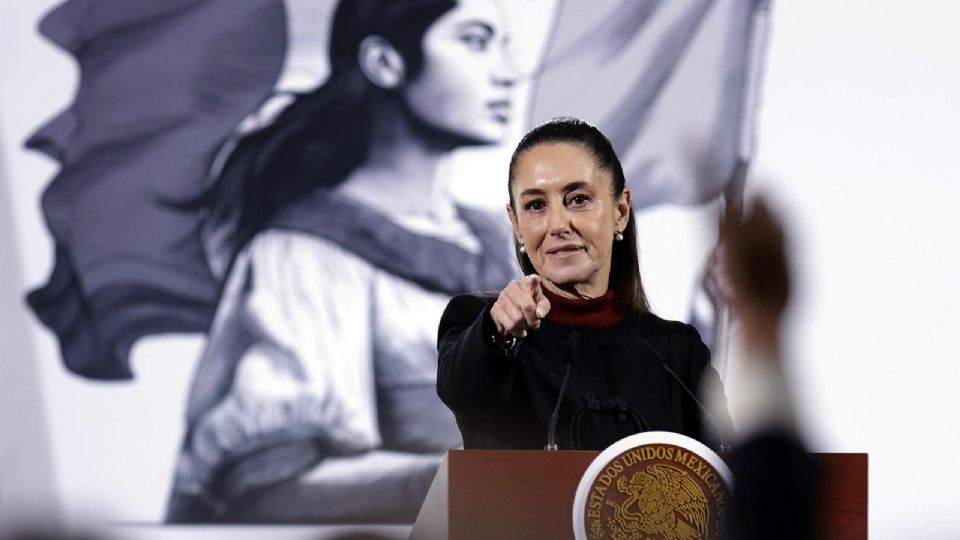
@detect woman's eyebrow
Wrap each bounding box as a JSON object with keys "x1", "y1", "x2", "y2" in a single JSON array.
[
  {"x1": 519, "y1": 181, "x2": 589, "y2": 198},
  {"x1": 456, "y1": 20, "x2": 495, "y2": 37},
  {"x1": 562, "y1": 181, "x2": 590, "y2": 193}
]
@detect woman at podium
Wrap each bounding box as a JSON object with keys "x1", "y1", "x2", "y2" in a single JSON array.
[{"x1": 437, "y1": 117, "x2": 732, "y2": 451}]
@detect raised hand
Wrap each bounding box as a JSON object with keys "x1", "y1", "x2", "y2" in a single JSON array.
[
  {"x1": 490, "y1": 274, "x2": 552, "y2": 339},
  {"x1": 720, "y1": 196, "x2": 791, "y2": 351}
]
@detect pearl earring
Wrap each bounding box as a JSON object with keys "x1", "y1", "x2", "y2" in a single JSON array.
[
  {"x1": 519, "y1": 242, "x2": 527, "y2": 254},
  {"x1": 614, "y1": 231, "x2": 624, "y2": 242}
]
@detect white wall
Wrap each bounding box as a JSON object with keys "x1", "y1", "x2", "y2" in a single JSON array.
[
  {"x1": 2, "y1": 0, "x2": 959, "y2": 537},
  {"x1": 751, "y1": 0, "x2": 960, "y2": 536}
]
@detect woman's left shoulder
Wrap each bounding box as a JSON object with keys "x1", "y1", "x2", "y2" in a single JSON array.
[
  {"x1": 634, "y1": 311, "x2": 702, "y2": 342},
  {"x1": 632, "y1": 312, "x2": 710, "y2": 373}
]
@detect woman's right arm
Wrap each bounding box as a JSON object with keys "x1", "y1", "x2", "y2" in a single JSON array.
[
  {"x1": 436, "y1": 294, "x2": 518, "y2": 416},
  {"x1": 172, "y1": 231, "x2": 379, "y2": 503},
  {"x1": 437, "y1": 276, "x2": 551, "y2": 416}
]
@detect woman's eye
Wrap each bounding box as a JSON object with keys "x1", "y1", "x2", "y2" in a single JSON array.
[
  {"x1": 567, "y1": 194, "x2": 591, "y2": 207},
  {"x1": 460, "y1": 33, "x2": 491, "y2": 51},
  {"x1": 524, "y1": 200, "x2": 545, "y2": 211}
]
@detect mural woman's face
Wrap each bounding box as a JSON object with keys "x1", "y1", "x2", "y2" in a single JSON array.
[{"x1": 401, "y1": 0, "x2": 515, "y2": 145}]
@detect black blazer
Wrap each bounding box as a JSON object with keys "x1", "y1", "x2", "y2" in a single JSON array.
[{"x1": 436, "y1": 294, "x2": 731, "y2": 451}]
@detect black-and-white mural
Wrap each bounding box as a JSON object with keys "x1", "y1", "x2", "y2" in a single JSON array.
[{"x1": 7, "y1": 0, "x2": 768, "y2": 526}]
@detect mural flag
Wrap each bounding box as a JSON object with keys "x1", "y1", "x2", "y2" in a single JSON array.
[
  {"x1": 530, "y1": 0, "x2": 769, "y2": 209},
  {"x1": 25, "y1": 0, "x2": 287, "y2": 379}
]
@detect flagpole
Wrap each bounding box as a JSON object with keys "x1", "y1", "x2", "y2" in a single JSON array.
[{"x1": 718, "y1": 0, "x2": 774, "y2": 380}]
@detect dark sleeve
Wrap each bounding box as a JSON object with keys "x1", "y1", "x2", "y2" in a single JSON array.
[
  {"x1": 436, "y1": 294, "x2": 519, "y2": 417},
  {"x1": 686, "y1": 324, "x2": 736, "y2": 447},
  {"x1": 725, "y1": 431, "x2": 819, "y2": 540}
]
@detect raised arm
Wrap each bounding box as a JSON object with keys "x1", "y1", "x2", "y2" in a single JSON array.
[
  {"x1": 436, "y1": 275, "x2": 551, "y2": 416},
  {"x1": 436, "y1": 294, "x2": 518, "y2": 416}
]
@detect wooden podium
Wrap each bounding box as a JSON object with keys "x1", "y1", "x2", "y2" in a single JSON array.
[{"x1": 410, "y1": 450, "x2": 867, "y2": 540}]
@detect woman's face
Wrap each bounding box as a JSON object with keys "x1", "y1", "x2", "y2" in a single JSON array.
[
  {"x1": 401, "y1": 0, "x2": 515, "y2": 144},
  {"x1": 508, "y1": 142, "x2": 631, "y2": 298}
]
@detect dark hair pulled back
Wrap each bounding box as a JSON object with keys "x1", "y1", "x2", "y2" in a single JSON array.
[{"x1": 207, "y1": 0, "x2": 456, "y2": 258}]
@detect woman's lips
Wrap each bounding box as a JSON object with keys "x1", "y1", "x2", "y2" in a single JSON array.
[
  {"x1": 488, "y1": 100, "x2": 511, "y2": 123},
  {"x1": 546, "y1": 245, "x2": 584, "y2": 258}
]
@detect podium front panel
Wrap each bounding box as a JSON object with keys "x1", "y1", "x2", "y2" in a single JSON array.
[{"x1": 449, "y1": 449, "x2": 596, "y2": 540}]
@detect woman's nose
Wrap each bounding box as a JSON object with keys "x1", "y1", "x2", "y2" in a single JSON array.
[
  {"x1": 491, "y1": 46, "x2": 519, "y2": 88},
  {"x1": 491, "y1": 64, "x2": 517, "y2": 88},
  {"x1": 546, "y1": 205, "x2": 571, "y2": 236}
]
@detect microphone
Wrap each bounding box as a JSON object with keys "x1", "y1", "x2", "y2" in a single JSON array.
[
  {"x1": 569, "y1": 395, "x2": 650, "y2": 451},
  {"x1": 545, "y1": 331, "x2": 579, "y2": 451},
  {"x1": 638, "y1": 338, "x2": 731, "y2": 452}
]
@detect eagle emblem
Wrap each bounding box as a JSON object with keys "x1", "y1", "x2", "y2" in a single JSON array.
[{"x1": 605, "y1": 463, "x2": 709, "y2": 540}]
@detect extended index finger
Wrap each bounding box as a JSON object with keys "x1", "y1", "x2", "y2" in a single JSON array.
[
  {"x1": 521, "y1": 274, "x2": 541, "y2": 293},
  {"x1": 524, "y1": 274, "x2": 550, "y2": 319}
]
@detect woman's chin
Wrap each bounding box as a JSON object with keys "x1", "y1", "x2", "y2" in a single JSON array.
[
  {"x1": 540, "y1": 271, "x2": 595, "y2": 293},
  {"x1": 459, "y1": 125, "x2": 506, "y2": 146}
]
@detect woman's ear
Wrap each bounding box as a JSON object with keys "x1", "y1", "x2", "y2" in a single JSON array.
[
  {"x1": 358, "y1": 35, "x2": 406, "y2": 89},
  {"x1": 616, "y1": 188, "x2": 632, "y2": 231},
  {"x1": 506, "y1": 202, "x2": 522, "y2": 244}
]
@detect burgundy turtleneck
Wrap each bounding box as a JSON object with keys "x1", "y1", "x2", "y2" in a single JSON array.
[{"x1": 542, "y1": 286, "x2": 624, "y2": 328}]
